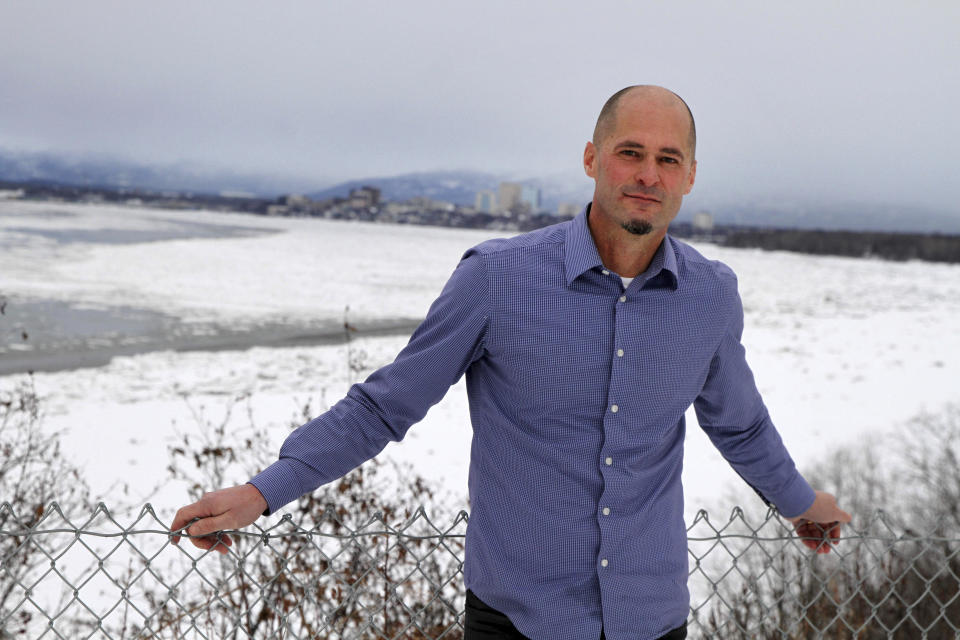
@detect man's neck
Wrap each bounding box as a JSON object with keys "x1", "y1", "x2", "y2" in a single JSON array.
[{"x1": 587, "y1": 211, "x2": 667, "y2": 278}]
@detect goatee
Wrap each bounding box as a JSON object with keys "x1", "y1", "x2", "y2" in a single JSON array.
[{"x1": 621, "y1": 220, "x2": 653, "y2": 236}]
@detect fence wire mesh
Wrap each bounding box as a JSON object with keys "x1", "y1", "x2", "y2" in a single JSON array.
[{"x1": 1, "y1": 502, "x2": 958, "y2": 639}]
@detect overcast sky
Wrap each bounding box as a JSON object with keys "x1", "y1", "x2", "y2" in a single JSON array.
[{"x1": 2, "y1": 1, "x2": 958, "y2": 213}]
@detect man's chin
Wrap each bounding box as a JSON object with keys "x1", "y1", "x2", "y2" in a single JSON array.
[{"x1": 621, "y1": 220, "x2": 653, "y2": 236}]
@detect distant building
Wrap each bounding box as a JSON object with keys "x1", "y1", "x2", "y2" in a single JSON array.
[
  {"x1": 408, "y1": 196, "x2": 455, "y2": 212},
  {"x1": 497, "y1": 182, "x2": 523, "y2": 213},
  {"x1": 408, "y1": 196, "x2": 434, "y2": 209},
  {"x1": 475, "y1": 189, "x2": 497, "y2": 213},
  {"x1": 349, "y1": 186, "x2": 381, "y2": 207},
  {"x1": 0, "y1": 189, "x2": 25, "y2": 200},
  {"x1": 692, "y1": 211, "x2": 714, "y2": 233},
  {"x1": 282, "y1": 194, "x2": 310, "y2": 207},
  {"x1": 557, "y1": 202, "x2": 581, "y2": 217},
  {"x1": 307, "y1": 198, "x2": 336, "y2": 215},
  {"x1": 520, "y1": 185, "x2": 541, "y2": 213},
  {"x1": 384, "y1": 201, "x2": 416, "y2": 215}
]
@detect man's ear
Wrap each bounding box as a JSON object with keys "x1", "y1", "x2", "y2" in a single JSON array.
[
  {"x1": 683, "y1": 159, "x2": 697, "y2": 195},
  {"x1": 583, "y1": 141, "x2": 597, "y2": 179}
]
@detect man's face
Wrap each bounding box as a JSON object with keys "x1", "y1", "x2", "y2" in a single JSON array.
[{"x1": 584, "y1": 92, "x2": 697, "y2": 238}]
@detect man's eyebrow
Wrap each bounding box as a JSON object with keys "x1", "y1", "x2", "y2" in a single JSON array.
[
  {"x1": 614, "y1": 140, "x2": 686, "y2": 160},
  {"x1": 659, "y1": 146, "x2": 685, "y2": 160}
]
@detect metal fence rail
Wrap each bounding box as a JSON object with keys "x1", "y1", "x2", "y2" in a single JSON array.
[{"x1": 2, "y1": 502, "x2": 958, "y2": 639}]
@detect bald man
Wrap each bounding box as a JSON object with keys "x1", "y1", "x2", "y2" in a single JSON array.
[{"x1": 173, "y1": 86, "x2": 849, "y2": 640}]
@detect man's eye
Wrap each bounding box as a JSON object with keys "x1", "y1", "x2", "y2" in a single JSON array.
[
  {"x1": 620, "y1": 150, "x2": 639, "y2": 157},
  {"x1": 659, "y1": 157, "x2": 679, "y2": 164}
]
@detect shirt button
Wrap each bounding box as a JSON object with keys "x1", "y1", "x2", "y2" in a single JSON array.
[
  {"x1": 619, "y1": 295, "x2": 627, "y2": 303},
  {"x1": 601, "y1": 558, "x2": 609, "y2": 568},
  {"x1": 602, "y1": 269, "x2": 610, "y2": 275},
  {"x1": 602, "y1": 507, "x2": 611, "y2": 516},
  {"x1": 616, "y1": 348, "x2": 624, "y2": 357},
  {"x1": 610, "y1": 404, "x2": 619, "y2": 413},
  {"x1": 604, "y1": 457, "x2": 613, "y2": 466}
]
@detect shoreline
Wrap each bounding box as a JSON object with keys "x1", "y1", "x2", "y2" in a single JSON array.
[{"x1": 0, "y1": 318, "x2": 422, "y2": 377}]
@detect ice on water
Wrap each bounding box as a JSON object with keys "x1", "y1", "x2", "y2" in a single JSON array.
[{"x1": 1, "y1": 200, "x2": 958, "y2": 521}]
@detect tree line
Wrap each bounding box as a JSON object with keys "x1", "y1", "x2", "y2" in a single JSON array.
[{"x1": 672, "y1": 223, "x2": 960, "y2": 264}]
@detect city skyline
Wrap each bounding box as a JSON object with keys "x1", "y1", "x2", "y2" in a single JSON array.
[{"x1": 2, "y1": 2, "x2": 958, "y2": 219}]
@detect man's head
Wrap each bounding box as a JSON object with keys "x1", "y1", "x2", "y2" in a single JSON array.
[
  {"x1": 592, "y1": 86, "x2": 697, "y2": 160},
  {"x1": 584, "y1": 85, "x2": 697, "y2": 238}
]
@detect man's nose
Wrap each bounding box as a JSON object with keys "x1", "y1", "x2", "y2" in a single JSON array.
[{"x1": 633, "y1": 159, "x2": 659, "y2": 185}]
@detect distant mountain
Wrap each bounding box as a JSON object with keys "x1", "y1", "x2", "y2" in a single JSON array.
[
  {"x1": 310, "y1": 172, "x2": 960, "y2": 234},
  {"x1": 308, "y1": 170, "x2": 498, "y2": 206},
  {"x1": 3, "y1": 148, "x2": 955, "y2": 233},
  {"x1": 307, "y1": 170, "x2": 594, "y2": 212},
  {"x1": 0, "y1": 149, "x2": 324, "y2": 197}
]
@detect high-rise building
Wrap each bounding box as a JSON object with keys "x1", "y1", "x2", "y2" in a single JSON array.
[
  {"x1": 557, "y1": 202, "x2": 581, "y2": 217},
  {"x1": 692, "y1": 211, "x2": 714, "y2": 233},
  {"x1": 520, "y1": 185, "x2": 541, "y2": 213},
  {"x1": 498, "y1": 182, "x2": 523, "y2": 213},
  {"x1": 349, "y1": 186, "x2": 381, "y2": 207},
  {"x1": 475, "y1": 190, "x2": 497, "y2": 213}
]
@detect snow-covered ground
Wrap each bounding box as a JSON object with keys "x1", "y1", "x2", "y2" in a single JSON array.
[
  {"x1": 0, "y1": 200, "x2": 494, "y2": 326},
  {"x1": 2, "y1": 200, "x2": 959, "y2": 526}
]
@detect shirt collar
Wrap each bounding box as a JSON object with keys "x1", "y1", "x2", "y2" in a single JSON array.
[
  {"x1": 563, "y1": 205, "x2": 605, "y2": 285},
  {"x1": 564, "y1": 203, "x2": 679, "y2": 290},
  {"x1": 643, "y1": 235, "x2": 679, "y2": 290}
]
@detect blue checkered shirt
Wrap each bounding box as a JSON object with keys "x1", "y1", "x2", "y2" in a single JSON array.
[{"x1": 251, "y1": 206, "x2": 815, "y2": 640}]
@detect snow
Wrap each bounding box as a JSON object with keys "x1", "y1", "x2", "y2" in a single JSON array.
[
  {"x1": 2, "y1": 199, "x2": 959, "y2": 526},
  {"x1": 0, "y1": 200, "x2": 497, "y2": 326}
]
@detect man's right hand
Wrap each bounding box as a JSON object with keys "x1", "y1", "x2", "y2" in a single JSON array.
[
  {"x1": 787, "y1": 490, "x2": 852, "y2": 554},
  {"x1": 170, "y1": 483, "x2": 268, "y2": 554}
]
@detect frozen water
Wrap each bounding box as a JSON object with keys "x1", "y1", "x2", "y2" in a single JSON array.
[{"x1": 2, "y1": 199, "x2": 958, "y2": 525}]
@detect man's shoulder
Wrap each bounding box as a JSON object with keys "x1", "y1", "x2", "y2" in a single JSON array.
[
  {"x1": 464, "y1": 219, "x2": 569, "y2": 260},
  {"x1": 668, "y1": 235, "x2": 738, "y2": 291}
]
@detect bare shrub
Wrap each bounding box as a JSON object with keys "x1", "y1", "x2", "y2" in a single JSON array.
[
  {"x1": 144, "y1": 385, "x2": 464, "y2": 639},
  {"x1": 0, "y1": 377, "x2": 92, "y2": 638},
  {"x1": 702, "y1": 403, "x2": 960, "y2": 638}
]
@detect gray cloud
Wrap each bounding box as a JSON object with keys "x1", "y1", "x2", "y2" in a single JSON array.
[{"x1": 1, "y1": 1, "x2": 958, "y2": 213}]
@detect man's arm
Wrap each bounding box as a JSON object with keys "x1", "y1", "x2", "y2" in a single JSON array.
[
  {"x1": 694, "y1": 271, "x2": 850, "y2": 552},
  {"x1": 171, "y1": 251, "x2": 489, "y2": 551}
]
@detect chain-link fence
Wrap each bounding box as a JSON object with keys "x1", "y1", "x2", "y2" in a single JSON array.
[{"x1": 2, "y1": 502, "x2": 958, "y2": 639}]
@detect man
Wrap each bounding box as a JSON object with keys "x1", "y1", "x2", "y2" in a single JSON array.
[{"x1": 172, "y1": 85, "x2": 850, "y2": 640}]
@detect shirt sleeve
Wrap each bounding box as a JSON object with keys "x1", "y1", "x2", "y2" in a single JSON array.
[
  {"x1": 250, "y1": 251, "x2": 489, "y2": 514},
  {"x1": 693, "y1": 273, "x2": 816, "y2": 519}
]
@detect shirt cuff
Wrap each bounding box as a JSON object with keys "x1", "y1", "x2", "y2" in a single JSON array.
[
  {"x1": 767, "y1": 472, "x2": 817, "y2": 519},
  {"x1": 249, "y1": 459, "x2": 307, "y2": 516}
]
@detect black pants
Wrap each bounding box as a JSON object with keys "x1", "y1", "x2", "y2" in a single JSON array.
[{"x1": 464, "y1": 589, "x2": 687, "y2": 640}]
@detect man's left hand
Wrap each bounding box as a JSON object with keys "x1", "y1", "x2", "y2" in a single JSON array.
[{"x1": 787, "y1": 490, "x2": 851, "y2": 554}]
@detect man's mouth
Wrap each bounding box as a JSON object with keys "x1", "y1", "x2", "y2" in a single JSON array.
[{"x1": 623, "y1": 193, "x2": 661, "y2": 203}]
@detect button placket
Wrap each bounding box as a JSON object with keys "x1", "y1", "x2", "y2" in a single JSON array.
[{"x1": 602, "y1": 291, "x2": 628, "y2": 563}]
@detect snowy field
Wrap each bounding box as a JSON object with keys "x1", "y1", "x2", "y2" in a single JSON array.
[{"x1": 2, "y1": 199, "x2": 959, "y2": 526}]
